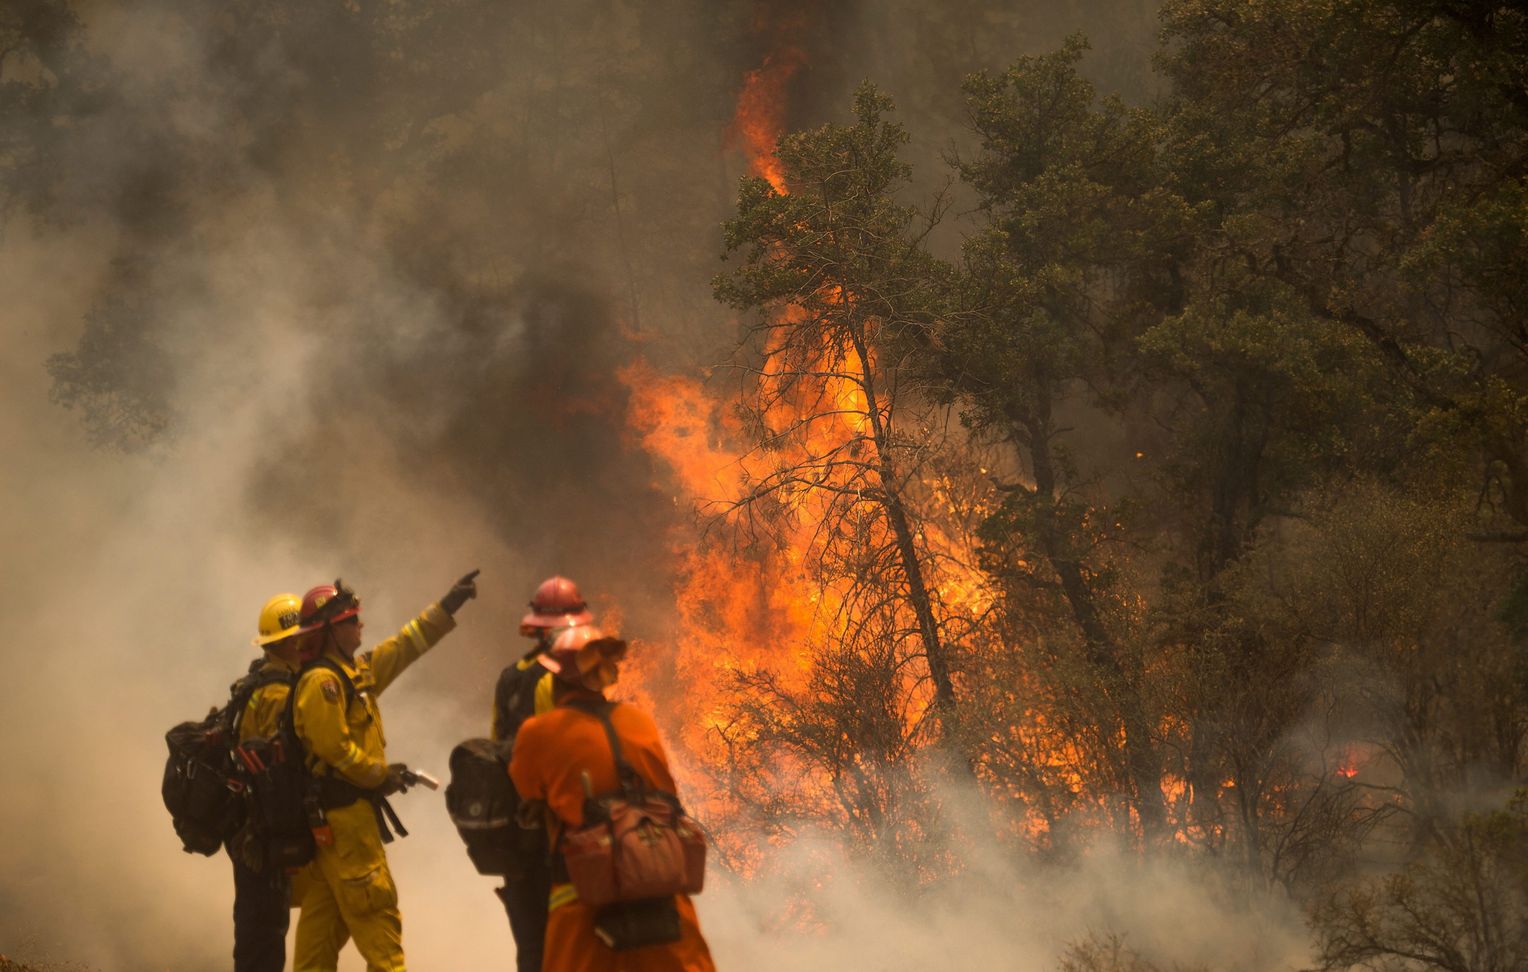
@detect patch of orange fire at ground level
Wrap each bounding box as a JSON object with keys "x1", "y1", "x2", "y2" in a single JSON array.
[{"x1": 1334, "y1": 741, "x2": 1377, "y2": 779}]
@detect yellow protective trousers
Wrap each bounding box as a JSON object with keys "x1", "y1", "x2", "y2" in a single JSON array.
[{"x1": 292, "y1": 800, "x2": 405, "y2": 972}]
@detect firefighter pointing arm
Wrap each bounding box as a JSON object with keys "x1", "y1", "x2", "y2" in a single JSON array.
[{"x1": 289, "y1": 570, "x2": 478, "y2": 972}]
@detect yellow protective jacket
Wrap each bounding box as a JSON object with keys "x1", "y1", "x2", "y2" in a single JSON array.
[
  {"x1": 293, "y1": 604, "x2": 456, "y2": 789},
  {"x1": 237, "y1": 653, "x2": 301, "y2": 743}
]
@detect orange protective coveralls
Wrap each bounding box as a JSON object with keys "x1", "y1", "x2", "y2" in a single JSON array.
[
  {"x1": 510, "y1": 699, "x2": 716, "y2": 972},
  {"x1": 290, "y1": 604, "x2": 456, "y2": 972}
]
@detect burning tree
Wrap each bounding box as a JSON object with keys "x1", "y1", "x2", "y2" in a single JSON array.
[{"x1": 704, "y1": 84, "x2": 989, "y2": 865}]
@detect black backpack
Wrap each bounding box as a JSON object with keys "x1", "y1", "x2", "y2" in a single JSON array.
[
  {"x1": 445, "y1": 736, "x2": 546, "y2": 877},
  {"x1": 233, "y1": 657, "x2": 360, "y2": 872},
  {"x1": 162, "y1": 660, "x2": 287, "y2": 856}
]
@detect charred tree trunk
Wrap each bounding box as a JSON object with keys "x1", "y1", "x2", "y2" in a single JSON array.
[
  {"x1": 1202, "y1": 391, "x2": 1269, "y2": 582},
  {"x1": 851, "y1": 325, "x2": 961, "y2": 729},
  {"x1": 1015, "y1": 392, "x2": 1167, "y2": 842}
]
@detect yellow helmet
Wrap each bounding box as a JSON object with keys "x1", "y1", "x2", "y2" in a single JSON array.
[{"x1": 254, "y1": 593, "x2": 303, "y2": 647}]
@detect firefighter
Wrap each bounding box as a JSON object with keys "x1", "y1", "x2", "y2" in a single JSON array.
[
  {"x1": 510, "y1": 625, "x2": 716, "y2": 972},
  {"x1": 491, "y1": 575, "x2": 595, "y2": 972},
  {"x1": 289, "y1": 571, "x2": 479, "y2": 972},
  {"x1": 229, "y1": 592, "x2": 307, "y2": 972}
]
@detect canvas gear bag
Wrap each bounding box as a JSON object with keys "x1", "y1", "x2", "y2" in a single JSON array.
[
  {"x1": 557, "y1": 700, "x2": 706, "y2": 917},
  {"x1": 445, "y1": 736, "x2": 547, "y2": 877},
  {"x1": 162, "y1": 660, "x2": 287, "y2": 856}
]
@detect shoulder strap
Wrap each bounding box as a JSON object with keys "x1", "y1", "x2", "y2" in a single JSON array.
[
  {"x1": 225, "y1": 656, "x2": 265, "y2": 706},
  {"x1": 305, "y1": 657, "x2": 358, "y2": 705},
  {"x1": 563, "y1": 698, "x2": 645, "y2": 800},
  {"x1": 229, "y1": 666, "x2": 296, "y2": 738},
  {"x1": 281, "y1": 657, "x2": 358, "y2": 734},
  {"x1": 492, "y1": 664, "x2": 524, "y2": 740},
  {"x1": 255, "y1": 667, "x2": 294, "y2": 688}
]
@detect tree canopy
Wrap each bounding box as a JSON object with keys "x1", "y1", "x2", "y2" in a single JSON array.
[{"x1": 710, "y1": 2, "x2": 1527, "y2": 956}]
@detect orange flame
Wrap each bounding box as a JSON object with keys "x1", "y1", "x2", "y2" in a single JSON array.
[
  {"x1": 1334, "y1": 742, "x2": 1370, "y2": 780},
  {"x1": 622, "y1": 14, "x2": 1004, "y2": 869},
  {"x1": 730, "y1": 46, "x2": 806, "y2": 192},
  {"x1": 626, "y1": 25, "x2": 1342, "y2": 854}
]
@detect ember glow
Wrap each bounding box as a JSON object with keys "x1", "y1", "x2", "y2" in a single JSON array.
[{"x1": 1333, "y1": 742, "x2": 1374, "y2": 780}]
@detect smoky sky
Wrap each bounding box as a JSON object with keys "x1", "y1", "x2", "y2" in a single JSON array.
[
  {"x1": 22, "y1": 0, "x2": 1164, "y2": 663},
  {"x1": 0, "y1": 2, "x2": 1231, "y2": 969}
]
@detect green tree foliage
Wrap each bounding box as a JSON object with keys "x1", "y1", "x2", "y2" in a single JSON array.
[
  {"x1": 1145, "y1": 0, "x2": 1528, "y2": 886},
  {"x1": 933, "y1": 36, "x2": 1201, "y2": 842},
  {"x1": 1157, "y1": 0, "x2": 1528, "y2": 525},
  {"x1": 716, "y1": 0, "x2": 1528, "y2": 912}
]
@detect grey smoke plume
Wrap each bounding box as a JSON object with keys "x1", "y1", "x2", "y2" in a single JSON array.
[{"x1": 0, "y1": 2, "x2": 1316, "y2": 970}]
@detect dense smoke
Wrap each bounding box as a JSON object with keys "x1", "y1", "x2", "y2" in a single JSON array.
[{"x1": 0, "y1": 1, "x2": 1335, "y2": 969}]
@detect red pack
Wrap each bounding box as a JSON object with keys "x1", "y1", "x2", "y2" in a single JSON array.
[{"x1": 559, "y1": 702, "x2": 706, "y2": 908}]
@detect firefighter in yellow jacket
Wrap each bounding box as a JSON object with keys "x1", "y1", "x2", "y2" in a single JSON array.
[
  {"x1": 289, "y1": 571, "x2": 479, "y2": 972},
  {"x1": 228, "y1": 592, "x2": 308, "y2": 972}
]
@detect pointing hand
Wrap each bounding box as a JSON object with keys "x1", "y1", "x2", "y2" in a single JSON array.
[{"x1": 441, "y1": 568, "x2": 481, "y2": 615}]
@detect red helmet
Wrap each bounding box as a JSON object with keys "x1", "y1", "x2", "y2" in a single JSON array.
[
  {"x1": 538, "y1": 625, "x2": 627, "y2": 691},
  {"x1": 299, "y1": 579, "x2": 361, "y2": 633},
  {"x1": 520, "y1": 575, "x2": 594, "y2": 633}
]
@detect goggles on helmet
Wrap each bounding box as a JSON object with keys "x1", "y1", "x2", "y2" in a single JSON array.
[{"x1": 301, "y1": 578, "x2": 361, "y2": 632}]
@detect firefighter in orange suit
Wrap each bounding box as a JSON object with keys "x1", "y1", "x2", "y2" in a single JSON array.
[
  {"x1": 492, "y1": 576, "x2": 595, "y2": 972},
  {"x1": 289, "y1": 571, "x2": 479, "y2": 972},
  {"x1": 229, "y1": 592, "x2": 308, "y2": 972},
  {"x1": 510, "y1": 625, "x2": 716, "y2": 972}
]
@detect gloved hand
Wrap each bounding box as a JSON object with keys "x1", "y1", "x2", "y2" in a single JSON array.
[
  {"x1": 440, "y1": 568, "x2": 481, "y2": 615},
  {"x1": 381, "y1": 762, "x2": 411, "y2": 795}
]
